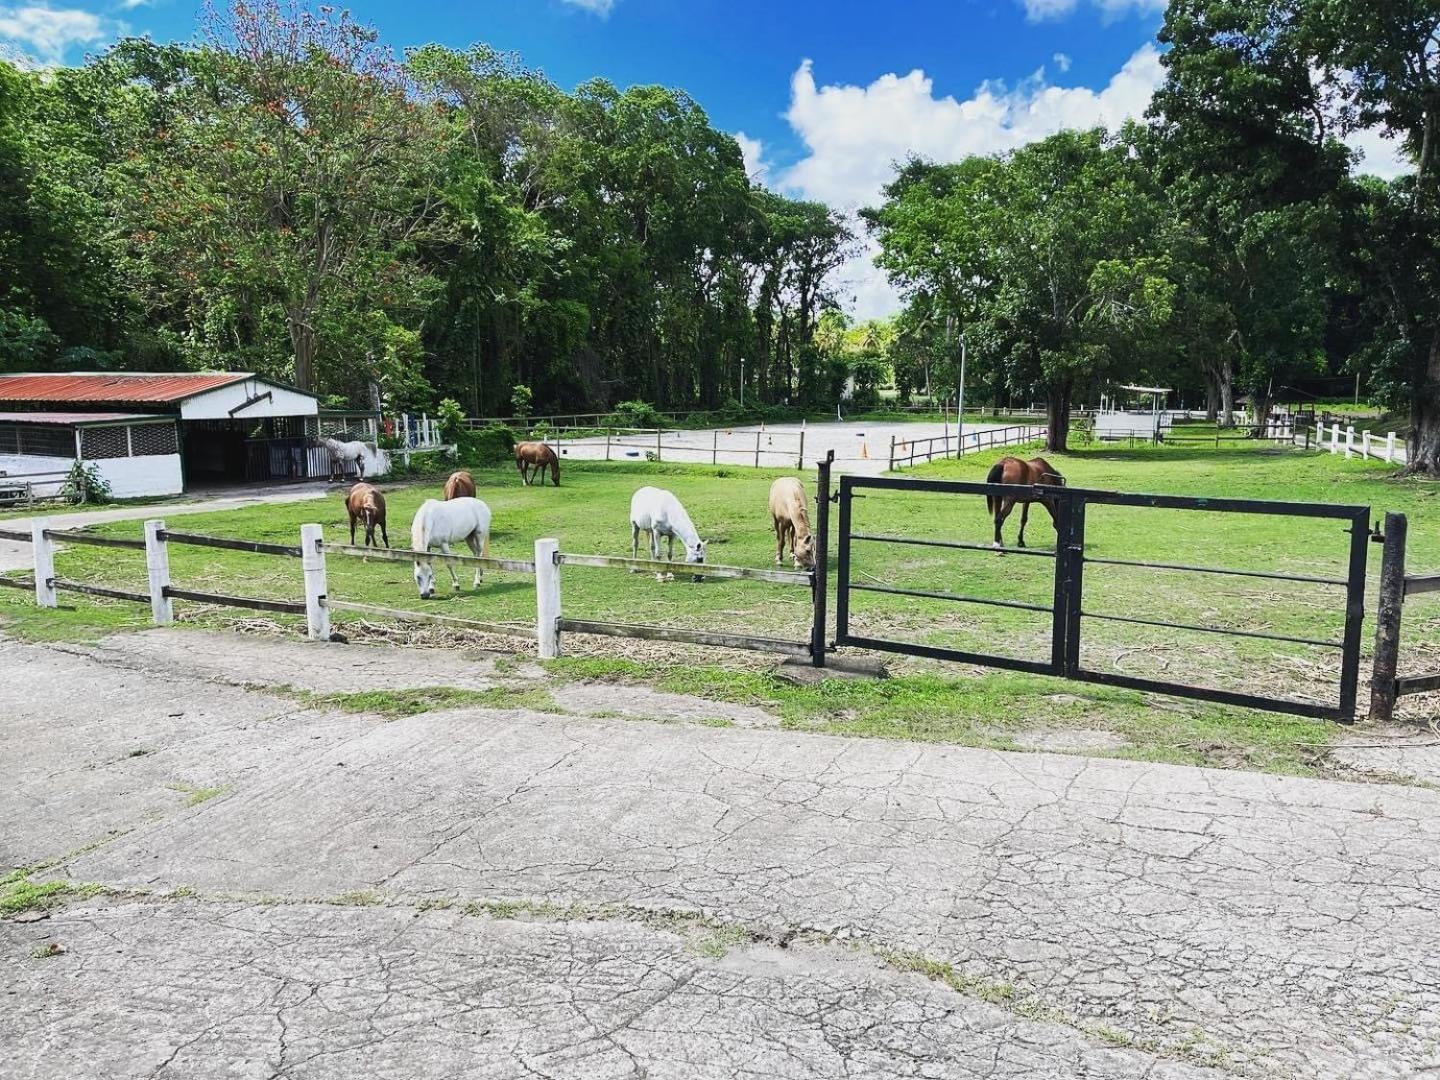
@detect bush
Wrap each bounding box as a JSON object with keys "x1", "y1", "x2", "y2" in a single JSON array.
[
  {"x1": 436, "y1": 398, "x2": 467, "y2": 444},
  {"x1": 61, "y1": 460, "x2": 111, "y2": 505},
  {"x1": 510, "y1": 384, "x2": 533, "y2": 419},
  {"x1": 608, "y1": 400, "x2": 666, "y2": 429},
  {"x1": 471, "y1": 422, "x2": 519, "y2": 465}
]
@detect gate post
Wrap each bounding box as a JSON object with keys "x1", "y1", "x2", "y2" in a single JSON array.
[
  {"x1": 834, "y1": 465, "x2": 852, "y2": 645},
  {"x1": 300, "y1": 524, "x2": 329, "y2": 641},
  {"x1": 1369, "y1": 512, "x2": 1407, "y2": 724},
  {"x1": 144, "y1": 519, "x2": 173, "y2": 625},
  {"x1": 31, "y1": 517, "x2": 55, "y2": 608},
  {"x1": 535, "y1": 538, "x2": 561, "y2": 660},
  {"x1": 810, "y1": 451, "x2": 833, "y2": 667}
]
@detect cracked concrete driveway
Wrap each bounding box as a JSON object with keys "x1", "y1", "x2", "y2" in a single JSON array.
[{"x1": 3, "y1": 631, "x2": 1438, "y2": 1079}]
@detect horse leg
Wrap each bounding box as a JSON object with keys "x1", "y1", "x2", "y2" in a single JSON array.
[
  {"x1": 1018, "y1": 502, "x2": 1030, "y2": 548},
  {"x1": 516, "y1": 459, "x2": 528, "y2": 486},
  {"x1": 667, "y1": 534, "x2": 675, "y2": 562},
  {"x1": 439, "y1": 543, "x2": 461, "y2": 591},
  {"x1": 349, "y1": 512, "x2": 358, "y2": 546},
  {"x1": 631, "y1": 525, "x2": 642, "y2": 572},
  {"x1": 994, "y1": 498, "x2": 1015, "y2": 550},
  {"x1": 379, "y1": 519, "x2": 389, "y2": 548},
  {"x1": 467, "y1": 533, "x2": 484, "y2": 588},
  {"x1": 774, "y1": 520, "x2": 785, "y2": 566},
  {"x1": 355, "y1": 456, "x2": 365, "y2": 480}
]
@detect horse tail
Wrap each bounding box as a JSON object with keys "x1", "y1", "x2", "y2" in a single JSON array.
[{"x1": 985, "y1": 460, "x2": 1005, "y2": 515}]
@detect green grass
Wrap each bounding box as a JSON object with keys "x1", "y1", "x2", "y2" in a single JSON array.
[
  {"x1": 3, "y1": 442, "x2": 1439, "y2": 777},
  {"x1": 300, "y1": 685, "x2": 560, "y2": 718}
]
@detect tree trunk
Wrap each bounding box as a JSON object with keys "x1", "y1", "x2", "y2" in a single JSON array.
[
  {"x1": 1218, "y1": 361, "x2": 1235, "y2": 429},
  {"x1": 1045, "y1": 386, "x2": 1072, "y2": 453},
  {"x1": 289, "y1": 310, "x2": 316, "y2": 392},
  {"x1": 1404, "y1": 327, "x2": 1440, "y2": 475},
  {"x1": 1203, "y1": 371, "x2": 1219, "y2": 423}
]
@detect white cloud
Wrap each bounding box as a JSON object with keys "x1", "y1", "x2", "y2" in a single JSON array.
[
  {"x1": 1346, "y1": 126, "x2": 1412, "y2": 181},
  {"x1": 1021, "y1": 0, "x2": 1164, "y2": 21},
  {"x1": 734, "y1": 131, "x2": 772, "y2": 186},
  {"x1": 559, "y1": 0, "x2": 615, "y2": 14},
  {"x1": 0, "y1": 4, "x2": 117, "y2": 63},
  {"x1": 775, "y1": 46, "x2": 1166, "y2": 317},
  {"x1": 1052, "y1": 52, "x2": 1072, "y2": 73},
  {"x1": 114, "y1": 0, "x2": 151, "y2": 9}
]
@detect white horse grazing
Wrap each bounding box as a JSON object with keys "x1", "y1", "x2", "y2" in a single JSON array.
[
  {"x1": 410, "y1": 497, "x2": 491, "y2": 599},
  {"x1": 630, "y1": 487, "x2": 705, "y2": 581}
]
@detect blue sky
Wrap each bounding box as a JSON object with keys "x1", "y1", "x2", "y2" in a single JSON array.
[{"x1": 0, "y1": 0, "x2": 1408, "y2": 315}]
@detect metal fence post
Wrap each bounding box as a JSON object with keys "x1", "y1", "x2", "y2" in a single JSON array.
[
  {"x1": 300, "y1": 524, "x2": 329, "y2": 641},
  {"x1": 888, "y1": 435, "x2": 896, "y2": 471},
  {"x1": 811, "y1": 451, "x2": 833, "y2": 667},
  {"x1": 712, "y1": 429, "x2": 718, "y2": 465},
  {"x1": 755, "y1": 430, "x2": 762, "y2": 469},
  {"x1": 797, "y1": 427, "x2": 805, "y2": 470},
  {"x1": 605, "y1": 428, "x2": 612, "y2": 462},
  {"x1": 1369, "y1": 512, "x2": 1407, "y2": 724},
  {"x1": 31, "y1": 517, "x2": 55, "y2": 608},
  {"x1": 535, "y1": 537, "x2": 561, "y2": 659},
  {"x1": 656, "y1": 427, "x2": 662, "y2": 462},
  {"x1": 144, "y1": 519, "x2": 173, "y2": 625}
]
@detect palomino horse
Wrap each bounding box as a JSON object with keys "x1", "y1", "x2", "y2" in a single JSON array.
[
  {"x1": 768, "y1": 476, "x2": 815, "y2": 569},
  {"x1": 410, "y1": 497, "x2": 492, "y2": 599},
  {"x1": 345, "y1": 482, "x2": 389, "y2": 548},
  {"x1": 984, "y1": 455, "x2": 1066, "y2": 548},
  {"x1": 515, "y1": 441, "x2": 560, "y2": 487},
  {"x1": 443, "y1": 470, "x2": 476, "y2": 500}
]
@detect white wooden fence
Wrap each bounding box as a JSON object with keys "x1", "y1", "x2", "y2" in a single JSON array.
[
  {"x1": 1312, "y1": 420, "x2": 1406, "y2": 465},
  {"x1": 1, "y1": 519, "x2": 816, "y2": 663}
]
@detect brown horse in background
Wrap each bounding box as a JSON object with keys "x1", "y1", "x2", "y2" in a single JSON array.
[
  {"x1": 345, "y1": 482, "x2": 389, "y2": 548},
  {"x1": 443, "y1": 470, "x2": 476, "y2": 500},
  {"x1": 984, "y1": 456, "x2": 1065, "y2": 548},
  {"x1": 515, "y1": 441, "x2": 560, "y2": 487}
]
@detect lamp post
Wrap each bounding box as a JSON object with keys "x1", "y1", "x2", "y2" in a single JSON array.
[{"x1": 957, "y1": 332, "x2": 967, "y2": 457}]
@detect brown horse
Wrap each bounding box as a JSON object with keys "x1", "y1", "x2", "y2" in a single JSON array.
[
  {"x1": 515, "y1": 441, "x2": 560, "y2": 487},
  {"x1": 345, "y1": 482, "x2": 389, "y2": 548},
  {"x1": 984, "y1": 456, "x2": 1065, "y2": 548},
  {"x1": 443, "y1": 470, "x2": 476, "y2": 500}
]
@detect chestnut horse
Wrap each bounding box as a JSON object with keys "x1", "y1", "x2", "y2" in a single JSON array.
[
  {"x1": 345, "y1": 482, "x2": 389, "y2": 548},
  {"x1": 515, "y1": 441, "x2": 560, "y2": 487},
  {"x1": 984, "y1": 455, "x2": 1065, "y2": 548},
  {"x1": 443, "y1": 470, "x2": 476, "y2": 500}
]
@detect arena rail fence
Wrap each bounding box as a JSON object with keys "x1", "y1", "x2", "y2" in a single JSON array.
[
  {"x1": 887, "y1": 424, "x2": 1048, "y2": 469},
  {"x1": 1368, "y1": 511, "x2": 1440, "y2": 721},
  {"x1": 834, "y1": 474, "x2": 1371, "y2": 722}
]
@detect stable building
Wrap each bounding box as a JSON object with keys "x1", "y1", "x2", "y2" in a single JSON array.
[{"x1": 0, "y1": 372, "x2": 376, "y2": 497}]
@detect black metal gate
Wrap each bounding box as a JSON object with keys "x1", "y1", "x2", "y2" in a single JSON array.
[{"x1": 834, "y1": 475, "x2": 1370, "y2": 722}]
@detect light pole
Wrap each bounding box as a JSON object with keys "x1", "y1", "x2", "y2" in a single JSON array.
[{"x1": 957, "y1": 332, "x2": 967, "y2": 457}]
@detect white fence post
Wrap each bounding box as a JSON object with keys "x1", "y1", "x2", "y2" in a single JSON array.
[
  {"x1": 1362, "y1": 431, "x2": 1373, "y2": 460},
  {"x1": 144, "y1": 519, "x2": 172, "y2": 625},
  {"x1": 1386, "y1": 432, "x2": 1397, "y2": 464},
  {"x1": 1330, "y1": 423, "x2": 1341, "y2": 454},
  {"x1": 300, "y1": 524, "x2": 329, "y2": 642},
  {"x1": 31, "y1": 517, "x2": 55, "y2": 608},
  {"x1": 535, "y1": 538, "x2": 560, "y2": 659},
  {"x1": 1345, "y1": 425, "x2": 1355, "y2": 459}
]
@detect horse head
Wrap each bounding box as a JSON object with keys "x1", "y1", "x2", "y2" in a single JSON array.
[
  {"x1": 413, "y1": 558, "x2": 437, "y2": 599},
  {"x1": 793, "y1": 533, "x2": 816, "y2": 570}
]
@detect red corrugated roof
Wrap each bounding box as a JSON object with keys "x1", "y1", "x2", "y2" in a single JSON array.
[
  {"x1": 0, "y1": 411, "x2": 168, "y2": 426},
  {"x1": 0, "y1": 372, "x2": 251, "y2": 404}
]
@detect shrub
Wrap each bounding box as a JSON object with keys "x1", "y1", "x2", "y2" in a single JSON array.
[
  {"x1": 608, "y1": 400, "x2": 666, "y2": 430},
  {"x1": 62, "y1": 460, "x2": 111, "y2": 505},
  {"x1": 472, "y1": 423, "x2": 519, "y2": 465},
  {"x1": 436, "y1": 398, "x2": 467, "y2": 444},
  {"x1": 510, "y1": 384, "x2": 533, "y2": 418}
]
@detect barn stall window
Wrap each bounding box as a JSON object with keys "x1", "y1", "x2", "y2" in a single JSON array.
[
  {"x1": 10, "y1": 424, "x2": 75, "y2": 458},
  {"x1": 129, "y1": 423, "x2": 178, "y2": 457},
  {"x1": 80, "y1": 426, "x2": 130, "y2": 460}
]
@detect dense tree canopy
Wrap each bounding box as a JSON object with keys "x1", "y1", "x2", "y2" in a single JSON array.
[{"x1": 0, "y1": 1, "x2": 852, "y2": 414}]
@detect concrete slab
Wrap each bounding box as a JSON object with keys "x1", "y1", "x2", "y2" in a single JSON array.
[
  {"x1": 1, "y1": 898, "x2": 1216, "y2": 1080},
  {"x1": 5, "y1": 632, "x2": 1439, "y2": 1077}
]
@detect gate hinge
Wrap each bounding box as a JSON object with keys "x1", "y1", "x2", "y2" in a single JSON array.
[{"x1": 1370, "y1": 521, "x2": 1385, "y2": 544}]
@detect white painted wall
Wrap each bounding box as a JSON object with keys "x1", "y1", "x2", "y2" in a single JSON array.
[
  {"x1": 179, "y1": 377, "x2": 319, "y2": 421},
  {"x1": 0, "y1": 452, "x2": 182, "y2": 498}
]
